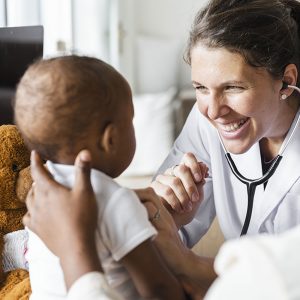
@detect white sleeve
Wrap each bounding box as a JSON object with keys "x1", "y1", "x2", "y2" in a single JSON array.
[
  {"x1": 204, "y1": 226, "x2": 300, "y2": 300},
  {"x1": 155, "y1": 105, "x2": 216, "y2": 247},
  {"x1": 68, "y1": 272, "x2": 123, "y2": 300},
  {"x1": 102, "y1": 188, "x2": 157, "y2": 261}
]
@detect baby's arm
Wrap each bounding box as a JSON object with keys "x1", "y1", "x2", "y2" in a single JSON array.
[{"x1": 120, "y1": 238, "x2": 186, "y2": 300}]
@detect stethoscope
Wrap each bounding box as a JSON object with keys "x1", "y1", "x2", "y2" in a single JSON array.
[{"x1": 217, "y1": 82, "x2": 300, "y2": 235}]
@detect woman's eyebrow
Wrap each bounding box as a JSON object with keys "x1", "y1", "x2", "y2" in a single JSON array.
[
  {"x1": 222, "y1": 80, "x2": 245, "y2": 85},
  {"x1": 192, "y1": 80, "x2": 202, "y2": 85},
  {"x1": 191, "y1": 80, "x2": 246, "y2": 86}
]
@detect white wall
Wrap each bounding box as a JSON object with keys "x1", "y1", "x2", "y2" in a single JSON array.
[
  {"x1": 119, "y1": 0, "x2": 208, "y2": 92},
  {"x1": 134, "y1": 0, "x2": 204, "y2": 38}
]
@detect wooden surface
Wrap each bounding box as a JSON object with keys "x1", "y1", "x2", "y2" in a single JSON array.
[{"x1": 192, "y1": 218, "x2": 224, "y2": 257}]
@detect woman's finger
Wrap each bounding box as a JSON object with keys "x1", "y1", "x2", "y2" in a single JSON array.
[
  {"x1": 151, "y1": 177, "x2": 189, "y2": 213},
  {"x1": 181, "y1": 152, "x2": 204, "y2": 183},
  {"x1": 74, "y1": 149, "x2": 93, "y2": 194},
  {"x1": 143, "y1": 201, "x2": 159, "y2": 220},
  {"x1": 173, "y1": 163, "x2": 200, "y2": 204},
  {"x1": 135, "y1": 187, "x2": 161, "y2": 206},
  {"x1": 30, "y1": 150, "x2": 57, "y2": 188},
  {"x1": 135, "y1": 188, "x2": 177, "y2": 233}
]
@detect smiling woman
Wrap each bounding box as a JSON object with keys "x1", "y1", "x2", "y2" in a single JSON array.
[
  {"x1": 152, "y1": 0, "x2": 300, "y2": 244},
  {"x1": 190, "y1": 45, "x2": 297, "y2": 156}
]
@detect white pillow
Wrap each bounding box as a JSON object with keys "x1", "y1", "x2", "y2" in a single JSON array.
[
  {"x1": 123, "y1": 87, "x2": 177, "y2": 176},
  {"x1": 136, "y1": 35, "x2": 181, "y2": 93}
]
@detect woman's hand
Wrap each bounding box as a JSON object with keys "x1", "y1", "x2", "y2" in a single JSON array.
[
  {"x1": 136, "y1": 188, "x2": 216, "y2": 298},
  {"x1": 151, "y1": 152, "x2": 208, "y2": 216},
  {"x1": 135, "y1": 188, "x2": 190, "y2": 275},
  {"x1": 23, "y1": 150, "x2": 102, "y2": 289}
]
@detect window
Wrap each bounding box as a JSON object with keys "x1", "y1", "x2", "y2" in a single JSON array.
[{"x1": 0, "y1": 0, "x2": 118, "y2": 64}]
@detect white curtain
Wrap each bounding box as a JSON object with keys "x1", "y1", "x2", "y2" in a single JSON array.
[
  {"x1": 6, "y1": 0, "x2": 40, "y2": 26},
  {"x1": 0, "y1": 0, "x2": 6, "y2": 27},
  {"x1": 1, "y1": 0, "x2": 118, "y2": 64},
  {"x1": 40, "y1": 0, "x2": 72, "y2": 57},
  {"x1": 72, "y1": 0, "x2": 109, "y2": 62}
]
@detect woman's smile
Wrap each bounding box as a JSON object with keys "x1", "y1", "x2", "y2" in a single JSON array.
[{"x1": 216, "y1": 117, "x2": 250, "y2": 140}]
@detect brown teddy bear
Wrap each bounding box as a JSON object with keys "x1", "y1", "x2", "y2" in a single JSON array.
[{"x1": 0, "y1": 125, "x2": 33, "y2": 299}]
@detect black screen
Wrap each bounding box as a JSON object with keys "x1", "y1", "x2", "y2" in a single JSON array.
[{"x1": 0, "y1": 25, "x2": 43, "y2": 124}]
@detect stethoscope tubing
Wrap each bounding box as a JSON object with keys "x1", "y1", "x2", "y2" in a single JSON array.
[{"x1": 225, "y1": 153, "x2": 283, "y2": 235}]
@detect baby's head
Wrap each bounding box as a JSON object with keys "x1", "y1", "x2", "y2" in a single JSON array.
[{"x1": 14, "y1": 55, "x2": 136, "y2": 177}]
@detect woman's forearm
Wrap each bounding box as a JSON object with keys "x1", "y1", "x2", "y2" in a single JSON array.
[{"x1": 176, "y1": 248, "x2": 217, "y2": 299}]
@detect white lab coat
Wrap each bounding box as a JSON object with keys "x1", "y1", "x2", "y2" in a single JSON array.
[{"x1": 156, "y1": 105, "x2": 300, "y2": 246}]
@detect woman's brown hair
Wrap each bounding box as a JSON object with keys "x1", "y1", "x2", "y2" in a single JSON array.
[{"x1": 185, "y1": 0, "x2": 300, "y2": 82}]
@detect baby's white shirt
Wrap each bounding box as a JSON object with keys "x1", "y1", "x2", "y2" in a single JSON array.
[{"x1": 26, "y1": 162, "x2": 157, "y2": 300}]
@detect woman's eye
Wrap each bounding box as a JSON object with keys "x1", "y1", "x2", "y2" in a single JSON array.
[
  {"x1": 194, "y1": 85, "x2": 207, "y2": 91},
  {"x1": 226, "y1": 86, "x2": 244, "y2": 91}
]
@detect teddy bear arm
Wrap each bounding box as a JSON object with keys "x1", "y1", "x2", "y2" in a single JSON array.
[{"x1": 0, "y1": 209, "x2": 27, "y2": 235}]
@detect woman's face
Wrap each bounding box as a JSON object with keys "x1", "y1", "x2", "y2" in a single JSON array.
[{"x1": 191, "y1": 44, "x2": 284, "y2": 154}]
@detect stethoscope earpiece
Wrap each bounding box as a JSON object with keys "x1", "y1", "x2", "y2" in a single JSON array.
[{"x1": 281, "y1": 81, "x2": 289, "y2": 90}]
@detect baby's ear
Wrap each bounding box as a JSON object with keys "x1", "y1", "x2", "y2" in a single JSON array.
[{"x1": 100, "y1": 123, "x2": 118, "y2": 153}]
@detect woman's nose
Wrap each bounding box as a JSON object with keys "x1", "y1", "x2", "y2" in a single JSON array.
[{"x1": 206, "y1": 94, "x2": 230, "y2": 120}]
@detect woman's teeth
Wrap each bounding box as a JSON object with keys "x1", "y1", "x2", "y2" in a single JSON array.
[{"x1": 223, "y1": 119, "x2": 247, "y2": 132}]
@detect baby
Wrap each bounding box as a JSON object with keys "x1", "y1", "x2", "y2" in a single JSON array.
[{"x1": 14, "y1": 56, "x2": 186, "y2": 300}]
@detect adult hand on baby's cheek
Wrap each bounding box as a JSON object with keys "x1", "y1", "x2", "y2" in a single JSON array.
[{"x1": 23, "y1": 150, "x2": 98, "y2": 258}]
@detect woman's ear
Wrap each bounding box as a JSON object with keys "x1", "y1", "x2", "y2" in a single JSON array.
[
  {"x1": 100, "y1": 123, "x2": 118, "y2": 154},
  {"x1": 282, "y1": 64, "x2": 298, "y2": 87}
]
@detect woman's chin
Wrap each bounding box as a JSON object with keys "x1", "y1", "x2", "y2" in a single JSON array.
[{"x1": 223, "y1": 140, "x2": 253, "y2": 155}]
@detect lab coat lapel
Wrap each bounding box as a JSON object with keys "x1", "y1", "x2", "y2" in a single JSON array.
[{"x1": 254, "y1": 116, "x2": 300, "y2": 230}]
